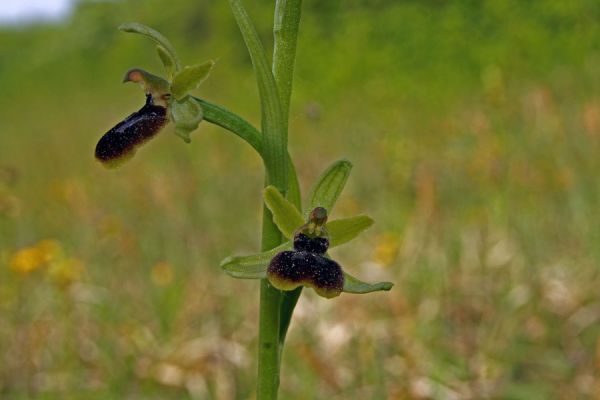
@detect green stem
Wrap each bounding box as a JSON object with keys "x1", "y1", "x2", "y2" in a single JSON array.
[
  {"x1": 227, "y1": 1, "x2": 303, "y2": 398},
  {"x1": 228, "y1": 1, "x2": 287, "y2": 398},
  {"x1": 271, "y1": 0, "x2": 304, "y2": 351},
  {"x1": 197, "y1": 97, "x2": 306, "y2": 399},
  {"x1": 197, "y1": 98, "x2": 290, "y2": 399},
  {"x1": 278, "y1": 286, "x2": 302, "y2": 345},
  {"x1": 195, "y1": 97, "x2": 302, "y2": 222},
  {"x1": 257, "y1": 205, "x2": 283, "y2": 399},
  {"x1": 273, "y1": 0, "x2": 303, "y2": 133}
]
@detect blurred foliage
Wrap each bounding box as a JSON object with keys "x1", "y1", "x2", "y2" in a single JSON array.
[{"x1": 1, "y1": 0, "x2": 600, "y2": 398}]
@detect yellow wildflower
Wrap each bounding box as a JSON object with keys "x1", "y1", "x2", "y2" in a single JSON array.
[
  {"x1": 8, "y1": 239, "x2": 63, "y2": 275},
  {"x1": 9, "y1": 247, "x2": 44, "y2": 274}
]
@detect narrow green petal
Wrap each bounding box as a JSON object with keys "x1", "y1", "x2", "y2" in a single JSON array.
[
  {"x1": 327, "y1": 215, "x2": 374, "y2": 248},
  {"x1": 263, "y1": 186, "x2": 304, "y2": 239},
  {"x1": 308, "y1": 159, "x2": 353, "y2": 214},
  {"x1": 220, "y1": 242, "x2": 292, "y2": 279},
  {"x1": 156, "y1": 45, "x2": 175, "y2": 78},
  {"x1": 171, "y1": 61, "x2": 215, "y2": 100},
  {"x1": 343, "y1": 272, "x2": 393, "y2": 294}
]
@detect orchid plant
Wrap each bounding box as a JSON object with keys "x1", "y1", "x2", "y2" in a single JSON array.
[{"x1": 95, "y1": 1, "x2": 392, "y2": 398}]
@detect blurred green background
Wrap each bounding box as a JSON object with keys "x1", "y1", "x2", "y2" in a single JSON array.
[{"x1": 1, "y1": 0, "x2": 600, "y2": 398}]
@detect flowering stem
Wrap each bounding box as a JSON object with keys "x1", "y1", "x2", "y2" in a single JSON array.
[
  {"x1": 261, "y1": 0, "x2": 303, "y2": 397},
  {"x1": 227, "y1": 0, "x2": 303, "y2": 397},
  {"x1": 195, "y1": 98, "x2": 301, "y2": 203},
  {"x1": 196, "y1": 98, "x2": 292, "y2": 399},
  {"x1": 271, "y1": 0, "x2": 304, "y2": 351}
]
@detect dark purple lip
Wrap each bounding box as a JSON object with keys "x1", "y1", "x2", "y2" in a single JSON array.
[{"x1": 95, "y1": 94, "x2": 167, "y2": 165}]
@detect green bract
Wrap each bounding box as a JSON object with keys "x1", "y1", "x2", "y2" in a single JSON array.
[{"x1": 221, "y1": 159, "x2": 393, "y2": 296}]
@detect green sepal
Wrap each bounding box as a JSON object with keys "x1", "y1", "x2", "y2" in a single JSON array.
[
  {"x1": 328, "y1": 215, "x2": 374, "y2": 247},
  {"x1": 343, "y1": 272, "x2": 393, "y2": 294},
  {"x1": 222, "y1": 246, "x2": 393, "y2": 295},
  {"x1": 171, "y1": 61, "x2": 215, "y2": 100},
  {"x1": 263, "y1": 186, "x2": 304, "y2": 239},
  {"x1": 119, "y1": 22, "x2": 181, "y2": 71},
  {"x1": 169, "y1": 96, "x2": 204, "y2": 143},
  {"x1": 221, "y1": 215, "x2": 373, "y2": 279},
  {"x1": 221, "y1": 242, "x2": 291, "y2": 279},
  {"x1": 308, "y1": 159, "x2": 353, "y2": 215},
  {"x1": 156, "y1": 45, "x2": 175, "y2": 78}
]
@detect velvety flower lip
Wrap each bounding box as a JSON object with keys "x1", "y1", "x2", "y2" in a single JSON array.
[
  {"x1": 95, "y1": 94, "x2": 168, "y2": 167},
  {"x1": 293, "y1": 233, "x2": 329, "y2": 254},
  {"x1": 267, "y1": 207, "x2": 345, "y2": 298}
]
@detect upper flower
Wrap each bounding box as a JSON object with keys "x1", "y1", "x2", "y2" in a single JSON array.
[{"x1": 95, "y1": 23, "x2": 214, "y2": 168}]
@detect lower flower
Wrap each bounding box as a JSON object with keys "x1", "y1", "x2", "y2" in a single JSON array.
[{"x1": 267, "y1": 208, "x2": 344, "y2": 299}]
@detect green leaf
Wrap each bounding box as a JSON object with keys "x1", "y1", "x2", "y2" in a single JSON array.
[
  {"x1": 308, "y1": 159, "x2": 353, "y2": 214},
  {"x1": 156, "y1": 45, "x2": 175, "y2": 78},
  {"x1": 171, "y1": 61, "x2": 215, "y2": 100},
  {"x1": 119, "y1": 23, "x2": 181, "y2": 71},
  {"x1": 221, "y1": 242, "x2": 292, "y2": 279},
  {"x1": 229, "y1": 0, "x2": 287, "y2": 192},
  {"x1": 263, "y1": 186, "x2": 304, "y2": 239},
  {"x1": 327, "y1": 215, "x2": 374, "y2": 248},
  {"x1": 343, "y1": 272, "x2": 393, "y2": 294},
  {"x1": 170, "y1": 97, "x2": 204, "y2": 143}
]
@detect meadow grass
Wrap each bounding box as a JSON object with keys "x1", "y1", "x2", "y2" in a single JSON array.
[{"x1": 1, "y1": 0, "x2": 599, "y2": 398}]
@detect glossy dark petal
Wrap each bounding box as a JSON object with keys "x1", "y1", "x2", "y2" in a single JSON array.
[
  {"x1": 267, "y1": 250, "x2": 344, "y2": 298},
  {"x1": 293, "y1": 233, "x2": 329, "y2": 254},
  {"x1": 95, "y1": 95, "x2": 167, "y2": 166}
]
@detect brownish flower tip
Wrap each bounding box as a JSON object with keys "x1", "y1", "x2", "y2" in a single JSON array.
[
  {"x1": 309, "y1": 207, "x2": 328, "y2": 226},
  {"x1": 122, "y1": 68, "x2": 145, "y2": 84}
]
